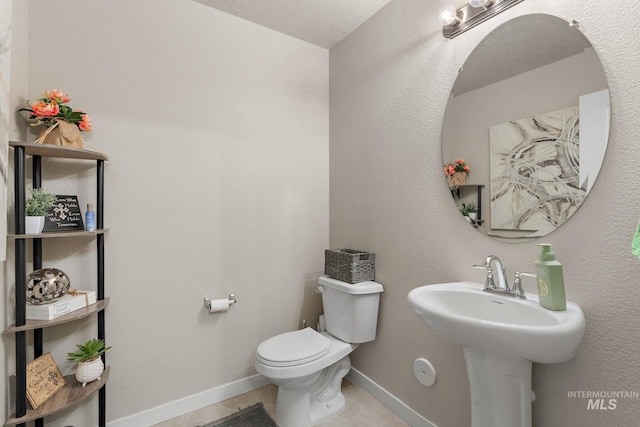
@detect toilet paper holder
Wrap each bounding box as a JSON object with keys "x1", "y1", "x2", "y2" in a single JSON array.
[{"x1": 203, "y1": 294, "x2": 237, "y2": 312}]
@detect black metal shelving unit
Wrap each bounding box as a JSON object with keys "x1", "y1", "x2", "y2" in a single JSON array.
[
  {"x1": 4, "y1": 141, "x2": 109, "y2": 427},
  {"x1": 451, "y1": 184, "x2": 485, "y2": 226}
]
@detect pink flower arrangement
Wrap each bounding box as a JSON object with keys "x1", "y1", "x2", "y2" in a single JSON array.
[
  {"x1": 444, "y1": 158, "x2": 470, "y2": 177},
  {"x1": 20, "y1": 89, "x2": 92, "y2": 132},
  {"x1": 444, "y1": 159, "x2": 471, "y2": 190}
]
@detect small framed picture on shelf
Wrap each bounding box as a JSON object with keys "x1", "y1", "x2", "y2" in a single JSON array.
[
  {"x1": 43, "y1": 195, "x2": 85, "y2": 232},
  {"x1": 26, "y1": 352, "x2": 66, "y2": 409}
]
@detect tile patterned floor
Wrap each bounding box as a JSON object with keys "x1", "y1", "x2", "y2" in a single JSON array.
[{"x1": 152, "y1": 379, "x2": 410, "y2": 427}]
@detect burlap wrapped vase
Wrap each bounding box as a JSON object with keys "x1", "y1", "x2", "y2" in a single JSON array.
[
  {"x1": 447, "y1": 171, "x2": 467, "y2": 189},
  {"x1": 36, "y1": 119, "x2": 84, "y2": 149}
]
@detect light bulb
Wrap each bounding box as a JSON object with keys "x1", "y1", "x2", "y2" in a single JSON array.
[
  {"x1": 439, "y1": 5, "x2": 459, "y2": 27},
  {"x1": 469, "y1": 0, "x2": 494, "y2": 8}
]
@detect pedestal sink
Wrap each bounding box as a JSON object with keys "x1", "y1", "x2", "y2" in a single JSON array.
[{"x1": 408, "y1": 281, "x2": 585, "y2": 427}]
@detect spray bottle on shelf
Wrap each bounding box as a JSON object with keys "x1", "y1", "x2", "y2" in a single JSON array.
[{"x1": 85, "y1": 204, "x2": 96, "y2": 232}]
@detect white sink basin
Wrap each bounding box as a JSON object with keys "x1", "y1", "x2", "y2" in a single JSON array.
[{"x1": 408, "y1": 281, "x2": 585, "y2": 363}]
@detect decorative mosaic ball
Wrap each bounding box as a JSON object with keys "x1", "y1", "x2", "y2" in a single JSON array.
[{"x1": 26, "y1": 268, "x2": 71, "y2": 304}]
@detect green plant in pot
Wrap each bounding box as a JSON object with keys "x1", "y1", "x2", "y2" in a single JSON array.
[
  {"x1": 460, "y1": 204, "x2": 470, "y2": 222},
  {"x1": 466, "y1": 202, "x2": 478, "y2": 221},
  {"x1": 67, "y1": 338, "x2": 111, "y2": 387},
  {"x1": 25, "y1": 186, "x2": 55, "y2": 234}
]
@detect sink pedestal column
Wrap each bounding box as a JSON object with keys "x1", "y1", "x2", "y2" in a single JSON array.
[{"x1": 463, "y1": 347, "x2": 532, "y2": 427}]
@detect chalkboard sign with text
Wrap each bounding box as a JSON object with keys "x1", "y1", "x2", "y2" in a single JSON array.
[{"x1": 44, "y1": 195, "x2": 85, "y2": 232}]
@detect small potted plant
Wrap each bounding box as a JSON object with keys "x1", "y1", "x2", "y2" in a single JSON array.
[
  {"x1": 466, "y1": 202, "x2": 478, "y2": 221},
  {"x1": 460, "y1": 204, "x2": 471, "y2": 222},
  {"x1": 67, "y1": 338, "x2": 111, "y2": 387},
  {"x1": 25, "y1": 186, "x2": 55, "y2": 234}
]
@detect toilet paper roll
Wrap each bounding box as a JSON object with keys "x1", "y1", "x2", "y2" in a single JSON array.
[{"x1": 207, "y1": 298, "x2": 230, "y2": 313}]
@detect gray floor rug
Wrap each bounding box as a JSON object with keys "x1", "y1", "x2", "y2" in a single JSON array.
[{"x1": 198, "y1": 403, "x2": 278, "y2": 427}]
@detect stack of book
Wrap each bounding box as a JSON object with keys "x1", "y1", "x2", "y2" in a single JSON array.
[{"x1": 26, "y1": 290, "x2": 97, "y2": 320}]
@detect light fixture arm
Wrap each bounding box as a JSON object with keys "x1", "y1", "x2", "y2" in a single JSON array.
[{"x1": 442, "y1": 0, "x2": 524, "y2": 39}]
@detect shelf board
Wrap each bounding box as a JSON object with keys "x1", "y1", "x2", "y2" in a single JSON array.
[
  {"x1": 4, "y1": 366, "x2": 110, "y2": 426},
  {"x1": 10, "y1": 141, "x2": 109, "y2": 161},
  {"x1": 8, "y1": 228, "x2": 109, "y2": 239},
  {"x1": 455, "y1": 184, "x2": 485, "y2": 189},
  {"x1": 4, "y1": 299, "x2": 110, "y2": 334}
]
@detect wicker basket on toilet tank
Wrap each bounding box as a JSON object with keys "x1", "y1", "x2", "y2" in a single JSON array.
[{"x1": 324, "y1": 249, "x2": 375, "y2": 284}]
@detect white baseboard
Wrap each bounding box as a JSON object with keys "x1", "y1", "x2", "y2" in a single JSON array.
[
  {"x1": 106, "y1": 374, "x2": 270, "y2": 427},
  {"x1": 107, "y1": 368, "x2": 436, "y2": 427},
  {"x1": 347, "y1": 368, "x2": 438, "y2": 427}
]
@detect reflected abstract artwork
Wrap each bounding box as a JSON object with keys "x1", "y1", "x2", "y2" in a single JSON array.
[{"x1": 490, "y1": 106, "x2": 583, "y2": 236}]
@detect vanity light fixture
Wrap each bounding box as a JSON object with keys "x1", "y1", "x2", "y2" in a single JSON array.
[{"x1": 441, "y1": 0, "x2": 524, "y2": 39}]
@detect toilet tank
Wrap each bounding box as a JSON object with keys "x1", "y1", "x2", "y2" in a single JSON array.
[{"x1": 318, "y1": 275, "x2": 384, "y2": 343}]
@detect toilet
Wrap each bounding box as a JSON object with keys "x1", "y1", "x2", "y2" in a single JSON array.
[{"x1": 255, "y1": 275, "x2": 384, "y2": 427}]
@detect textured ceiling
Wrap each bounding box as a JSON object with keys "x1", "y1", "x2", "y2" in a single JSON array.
[
  {"x1": 194, "y1": 0, "x2": 393, "y2": 49},
  {"x1": 453, "y1": 14, "x2": 592, "y2": 95}
]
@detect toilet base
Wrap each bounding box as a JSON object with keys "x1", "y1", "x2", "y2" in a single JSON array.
[
  {"x1": 310, "y1": 390, "x2": 346, "y2": 424},
  {"x1": 274, "y1": 356, "x2": 351, "y2": 427},
  {"x1": 275, "y1": 389, "x2": 346, "y2": 427}
]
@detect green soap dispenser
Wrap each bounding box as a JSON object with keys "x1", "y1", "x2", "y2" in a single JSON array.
[{"x1": 535, "y1": 244, "x2": 567, "y2": 311}]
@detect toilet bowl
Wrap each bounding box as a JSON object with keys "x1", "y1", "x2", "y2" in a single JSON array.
[
  {"x1": 255, "y1": 276, "x2": 384, "y2": 427},
  {"x1": 255, "y1": 328, "x2": 357, "y2": 426}
]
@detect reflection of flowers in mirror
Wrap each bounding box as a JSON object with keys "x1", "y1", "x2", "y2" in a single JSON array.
[
  {"x1": 445, "y1": 159, "x2": 470, "y2": 189},
  {"x1": 444, "y1": 158, "x2": 470, "y2": 177}
]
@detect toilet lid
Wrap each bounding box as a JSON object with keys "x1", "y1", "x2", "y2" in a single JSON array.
[{"x1": 257, "y1": 328, "x2": 331, "y2": 367}]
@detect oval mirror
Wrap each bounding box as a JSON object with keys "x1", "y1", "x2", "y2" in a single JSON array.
[{"x1": 442, "y1": 14, "x2": 610, "y2": 241}]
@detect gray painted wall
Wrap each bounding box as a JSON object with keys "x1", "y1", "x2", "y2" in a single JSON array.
[{"x1": 330, "y1": 0, "x2": 640, "y2": 426}]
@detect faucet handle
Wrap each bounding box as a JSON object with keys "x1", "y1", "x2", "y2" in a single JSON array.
[
  {"x1": 513, "y1": 272, "x2": 536, "y2": 299},
  {"x1": 473, "y1": 264, "x2": 496, "y2": 290}
]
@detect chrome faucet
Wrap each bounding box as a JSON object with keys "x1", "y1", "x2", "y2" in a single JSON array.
[
  {"x1": 473, "y1": 255, "x2": 508, "y2": 291},
  {"x1": 473, "y1": 256, "x2": 533, "y2": 299}
]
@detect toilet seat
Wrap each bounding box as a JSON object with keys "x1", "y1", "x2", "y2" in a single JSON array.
[{"x1": 257, "y1": 328, "x2": 331, "y2": 367}]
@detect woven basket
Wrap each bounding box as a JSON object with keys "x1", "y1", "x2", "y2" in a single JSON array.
[{"x1": 324, "y1": 249, "x2": 375, "y2": 284}]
